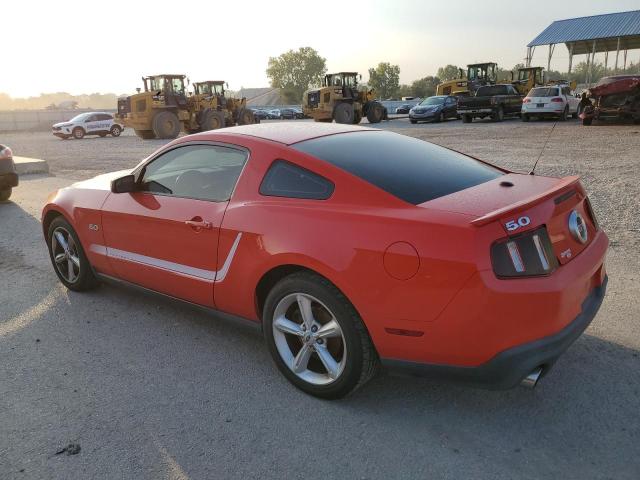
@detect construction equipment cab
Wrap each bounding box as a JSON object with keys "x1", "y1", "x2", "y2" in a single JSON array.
[
  {"x1": 302, "y1": 72, "x2": 386, "y2": 124},
  {"x1": 512, "y1": 67, "x2": 545, "y2": 96},
  {"x1": 190, "y1": 81, "x2": 256, "y2": 130},
  {"x1": 436, "y1": 63, "x2": 498, "y2": 96}
]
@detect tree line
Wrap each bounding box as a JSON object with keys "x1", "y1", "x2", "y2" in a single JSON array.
[{"x1": 266, "y1": 47, "x2": 640, "y2": 102}]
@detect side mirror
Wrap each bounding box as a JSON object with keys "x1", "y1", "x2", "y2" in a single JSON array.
[{"x1": 111, "y1": 174, "x2": 136, "y2": 193}]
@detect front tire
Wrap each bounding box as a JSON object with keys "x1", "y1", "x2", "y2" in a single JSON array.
[
  {"x1": 110, "y1": 125, "x2": 122, "y2": 137},
  {"x1": 152, "y1": 111, "x2": 181, "y2": 139},
  {"x1": 202, "y1": 110, "x2": 225, "y2": 131},
  {"x1": 366, "y1": 101, "x2": 384, "y2": 123},
  {"x1": 522, "y1": 113, "x2": 530, "y2": 122},
  {"x1": 263, "y1": 272, "x2": 378, "y2": 399},
  {"x1": 0, "y1": 188, "x2": 12, "y2": 202},
  {"x1": 333, "y1": 103, "x2": 355, "y2": 124},
  {"x1": 72, "y1": 127, "x2": 85, "y2": 139},
  {"x1": 47, "y1": 217, "x2": 98, "y2": 291},
  {"x1": 462, "y1": 114, "x2": 472, "y2": 123},
  {"x1": 134, "y1": 129, "x2": 156, "y2": 140},
  {"x1": 583, "y1": 118, "x2": 593, "y2": 126},
  {"x1": 410, "y1": 119, "x2": 417, "y2": 124}
]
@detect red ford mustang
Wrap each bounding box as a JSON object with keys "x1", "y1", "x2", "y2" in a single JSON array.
[{"x1": 42, "y1": 123, "x2": 608, "y2": 398}]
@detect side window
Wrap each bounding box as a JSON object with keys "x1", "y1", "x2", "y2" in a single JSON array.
[
  {"x1": 446, "y1": 97, "x2": 456, "y2": 105},
  {"x1": 140, "y1": 144, "x2": 247, "y2": 202},
  {"x1": 99, "y1": 114, "x2": 113, "y2": 121},
  {"x1": 260, "y1": 160, "x2": 334, "y2": 200},
  {"x1": 85, "y1": 114, "x2": 96, "y2": 122}
]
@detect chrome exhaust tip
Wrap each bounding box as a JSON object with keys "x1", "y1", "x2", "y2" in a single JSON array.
[{"x1": 521, "y1": 367, "x2": 543, "y2": 389}]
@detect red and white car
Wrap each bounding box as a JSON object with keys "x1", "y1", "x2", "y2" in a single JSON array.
[
  {"x1": 42, "y1": 123, "x2": 608, "y2": 398},
  {"x1": 522, "y1": 85, "x2": 581, "y2": 121}
]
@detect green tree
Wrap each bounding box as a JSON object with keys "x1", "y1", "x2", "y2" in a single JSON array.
[
  {"x1": 266, "y1": 47, "x2": 327, "y2": 104},
  {"x1": 411, "y1": 76, "x2": 441, "y2": 98},
  {"x1": 368, "y1": 62, "x2": 401, "y2": 99},
  {"x1": 436, "y1": 65, "x2": 463, "y2": 82}
]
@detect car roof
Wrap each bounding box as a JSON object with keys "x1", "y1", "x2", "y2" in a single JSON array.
[{"x1": 210, "y1": 122, "x2": 376, "y2": 145}]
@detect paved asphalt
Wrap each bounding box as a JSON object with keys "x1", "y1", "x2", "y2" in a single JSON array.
[{"x1": 1, "y1": 129, "x2": 639, "y2": 478}]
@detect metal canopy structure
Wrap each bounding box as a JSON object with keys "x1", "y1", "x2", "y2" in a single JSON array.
[{"x1": 526, "y1": 10, "x2": 640, "y2": 84}]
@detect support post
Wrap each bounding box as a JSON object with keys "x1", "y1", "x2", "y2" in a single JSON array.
[
  {"x1": 623, "y1": 49, "x2": 628, "y2": 71},
  {"x1": 547, "y1": 44, "x2": 555, "y2": 75},
  {"x1": 568, "y1": 43, "x2": 574, "y2": 74},
  {"x1": 588, "y1": 40, "x2": 596, "y2": 86},
  {"x1": 615, "y1": 37, "x2": 620, "y2": 72},
  {"x1": 604, "y1": 50, "x2": 608, "y2": 73}
]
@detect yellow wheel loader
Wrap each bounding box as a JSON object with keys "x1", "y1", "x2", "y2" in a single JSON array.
[
  {"x1": 302, "y1": 72, "x2": 386, "y2": 124},
  {"x1": 436, "y1": 63, "x2": 498, "y2": 96}
]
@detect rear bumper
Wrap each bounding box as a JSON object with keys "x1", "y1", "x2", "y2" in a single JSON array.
[{"x1": 382, "y1": 276, "x2": 607, "y2": 389}]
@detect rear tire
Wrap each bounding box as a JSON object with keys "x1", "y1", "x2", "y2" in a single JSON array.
[
  {"x1": 134, "y1": 129, "x2": 156, "y2": 140},
  {"x1": 366, "y1": 102, "x2": 384, "y2": 124},
  {"x1": 202, "y1": 110, "x2": 225, "y2": 131},
  {"x1": 436, "y1": 111, "x2": 445, "y2": 123},
  {"x1": 152, "y1": 111, "x2": 181, "y2": 139},
  {"x1": 0, "y1": 188, "x2": 11, "y2": 202},
  {"x1": 47, "y1": 217, "x2": 99, "y2": 292},
  {"x1": 72, "y1": 127, "x2": 85, "y2": 139},
  {"x1": 263, "y1": 272, "x2": 379, "y2": 399},
  {"x1": 353, "y1": 111, "x2": 362, "y2": 124},
  {"x1": 582, "y1": 118, "x2": 593, "y2": 126},
  {"x1": 559, "y1": 106, "x2": 568, "y2": 121},
  {"x1": 110, "y1": 125, "x2": 122, "y2": 137},
  {"x1": 237, "y1": 108, "x2": 256, "y2": 125},
  {"x1": 462, "y1": 114, "x2": 472, "y2": 123},
  {"x1": 333, "y1": 103, "x2": 355, "y2": 124},
  {"x1": 492, "y1": 106, "x2": 504, "y2": 122}
]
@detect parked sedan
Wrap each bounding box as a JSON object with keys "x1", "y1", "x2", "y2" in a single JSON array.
[
  {"x1": 0, "y1": 144, "x2": 18, "y2": 201},
  {"x1": 267, "y1": 109, "x2": 281, "y2": 119},
  {"x1": 395, "y1": 104, "x2": 413, "y2": 114},
  {"x1": 52, "y1": 112, "x2": 124, "y2": 140},
  {"x1": 522, "y1": 85, "x2": 580, "y2": 121},
  {"x1": 410, "y1": 95, "x2": 458, "y2": 123},
  {"x1": 252, "y1": 109, "x2": 269, "y2": 120},
  {"x1": 42, "y1": 123, "x2": 608, "y2": 399},
  {"x1": 279, "y1": 108, "x2": 297, "y2": 120}
]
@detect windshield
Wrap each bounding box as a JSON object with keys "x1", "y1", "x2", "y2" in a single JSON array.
[
  {"x1": 70, "y1": 113, "x2": 91, "y2": 122},
  {"x1": 528, "y1": 87, "x2": 559, "y2": 97},
  {"x1": 149, "y1": 77, "x2": 185, "y2": 94},
  {"x1": 468, "y1": 65, "x2": 495, "y2": 81},
  {"x1": 419, "y1": 96, "x2": 446, "y2": 106},
  {"x1": 293, "y1": 131, "x2": 502, "y2": 205}
]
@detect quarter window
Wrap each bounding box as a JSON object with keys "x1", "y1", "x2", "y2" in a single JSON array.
[
  {"x1": 260, "y1": 160, "x2": 334, "y2": 200},
  {"x1": 140, "y1": 144, "x2": 247, "y2": 202}
]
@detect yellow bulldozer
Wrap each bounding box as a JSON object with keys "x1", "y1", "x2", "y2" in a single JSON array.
[
  {"x1": 302, "y1": 72, "x2": 386, "y2": 124},
  {"x1": 436, "y1": 62, "x2": 498, "y2": 96},
  {"x1": 116, "y1": 75, "x2": 256, "y2": 140}
]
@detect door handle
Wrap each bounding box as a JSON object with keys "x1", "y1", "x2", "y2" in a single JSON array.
[{"x1": 185, "y1": 218, "x2": 212, "y2": 230}]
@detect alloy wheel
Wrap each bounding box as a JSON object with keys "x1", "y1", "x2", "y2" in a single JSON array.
[
  {"x1": 51, "y1": 226, "x2": 81, "y2": 283},
  {"x1": 272, "y1": 293, "x2": 347, "y2": 385}
]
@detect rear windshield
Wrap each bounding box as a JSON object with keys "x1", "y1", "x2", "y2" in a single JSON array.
[
  {"x1": 476, "y1": 85, "x2": 508, "y2": 96},
  {"x1": 528, "y1": 87, "x2": 559, "y2": 97},
  {"x1": 292, "y1": 131, "x2": 502, "y2": 205}
]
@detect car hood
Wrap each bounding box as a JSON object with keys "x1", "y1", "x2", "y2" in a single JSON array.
[
  {"x1": 70, "y1": 169, "x2": 132, "y2": 191},
  {"x1": 53, "y1": 121, "x2": 74, "y2": 127}
]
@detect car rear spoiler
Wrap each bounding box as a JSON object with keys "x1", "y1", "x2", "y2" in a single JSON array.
[{"x1": 471, "y1": 175, "x2": 580, "y2": 227}]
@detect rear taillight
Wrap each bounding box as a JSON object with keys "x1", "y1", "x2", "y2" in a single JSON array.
[
  {"x1": 584, "y1": 198, "x2": 599, "y2": 230},
  {"x1": 550, "y1": 97, "x2": 563, "y2": 103},
  {"x1": 523, "y1": 98, "x2": 531, "y2": 103},
  {"x1": 491, "y1": 226, "x2": 558, "y2": 278}
]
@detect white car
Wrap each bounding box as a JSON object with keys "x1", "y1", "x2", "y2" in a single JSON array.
[
  {"x1": 522, "y1": 85, "x2": 580, "y2": 121},
  {"x1": 52, "y1": 112, "x2": 123, "y2": 140}
]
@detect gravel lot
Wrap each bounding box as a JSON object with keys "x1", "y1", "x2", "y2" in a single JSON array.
[{"x1": 1, "y1": 118, "x2": 639, "y2": 479}]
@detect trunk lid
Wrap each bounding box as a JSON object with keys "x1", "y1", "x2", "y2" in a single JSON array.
[{"x1": 421, "y1": 173, "x2": 598, "y2": 264}]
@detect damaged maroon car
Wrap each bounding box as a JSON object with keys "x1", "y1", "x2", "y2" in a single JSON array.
[{"x1": 580, "y1": 75, "x2": 640, "y2": 126}]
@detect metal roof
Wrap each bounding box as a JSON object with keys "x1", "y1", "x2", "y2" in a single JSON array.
[{"x1": 528, "y1": 10, "x2": 640, "y2": 54}]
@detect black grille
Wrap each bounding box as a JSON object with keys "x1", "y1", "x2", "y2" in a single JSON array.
[{"x1": 307, "y1": 91, "x2": 320, "y2": 108}]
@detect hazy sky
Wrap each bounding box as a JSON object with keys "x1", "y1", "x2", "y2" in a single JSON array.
[{"x1": 4, "y1": 0, "x2": 639, "y2": 97}]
